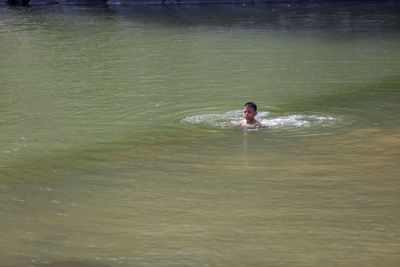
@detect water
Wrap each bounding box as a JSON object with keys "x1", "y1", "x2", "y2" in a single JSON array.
[{"x1": 1, "y1": 2, "x2": 400, "y2": 266}]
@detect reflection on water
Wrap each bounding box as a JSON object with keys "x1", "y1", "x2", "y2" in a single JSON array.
[{"x1": 1, "y1": 2, "x2": 400, "y2": 266}]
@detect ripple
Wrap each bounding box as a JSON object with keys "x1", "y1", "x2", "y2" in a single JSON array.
[
  {"x1": 181, "y1": 110, "x2": 336, "y2": 129},
  {"x1": 181, "y1": 110, "x2": 246, "y2": 128},
  {"x1": 262, "y1": 114, "x2": 336, "y2": 129}
]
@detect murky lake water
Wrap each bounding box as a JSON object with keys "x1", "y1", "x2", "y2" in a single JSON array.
[{"x1": 1, "y1": 2, "x2": 400, "y2": 266}]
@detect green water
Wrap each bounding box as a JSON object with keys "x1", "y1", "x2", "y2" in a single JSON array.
[{"x1": 1, "y1": 3, "x2": 400, "y2": 266}]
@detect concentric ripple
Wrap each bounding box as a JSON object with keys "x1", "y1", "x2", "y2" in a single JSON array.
[{"x1": 181, "y1": 110, "x2": 336, "y2": 129}]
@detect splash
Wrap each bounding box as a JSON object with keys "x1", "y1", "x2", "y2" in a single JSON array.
[
  {"x1": 262, "y1": 114, "x2": 336, "y2": 128},
  {"x1": 181, "y1": 110, "x2": 335, "y2": 129}
]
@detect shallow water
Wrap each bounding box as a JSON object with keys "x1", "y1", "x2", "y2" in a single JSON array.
[{"x1": 1, "y1": 2, "x2": 400, "y2": 266}]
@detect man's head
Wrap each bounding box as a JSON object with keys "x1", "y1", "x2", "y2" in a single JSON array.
[
  {"x1": 244, "y1": 102, "x2": 257, "y2": 112},
  {"x1": 243, "y1": 102, "x2": 258, "y2": 122}
]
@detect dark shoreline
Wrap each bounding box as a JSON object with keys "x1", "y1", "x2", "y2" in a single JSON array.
[
  {"x1": 1, "y1": 0, "x2": 399, "y2": 34},
  {"x1": 2, "y1": 0, "x2": 399, "y2": 7}
]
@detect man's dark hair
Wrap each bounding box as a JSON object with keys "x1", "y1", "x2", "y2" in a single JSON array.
[{"x1": 244, "y1": 102, "x2": 257, "y2": 112}]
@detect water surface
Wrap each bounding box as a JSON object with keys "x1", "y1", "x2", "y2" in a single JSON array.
[{"x1": 1, "y1": 2, "x2": 400, "y2": 266}]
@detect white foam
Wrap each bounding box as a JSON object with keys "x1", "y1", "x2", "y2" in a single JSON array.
[
  {"x1": 182, "y1": 110, "x2": 335, "y2": 129},
  {"x1": 262, "y1": 115, "x2": 335, "y2": 129},
  {"x1": 182, "y1": 110, "x2": 245, "y2": 128}
]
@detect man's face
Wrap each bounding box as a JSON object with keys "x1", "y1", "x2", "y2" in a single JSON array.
[{"x1": 243, "y1": 106, "x2": 257, "y2": 121}]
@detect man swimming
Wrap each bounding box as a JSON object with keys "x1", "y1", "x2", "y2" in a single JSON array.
[{"x1": 240, "y1": 102, "x2": 262, "y2": 128}]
